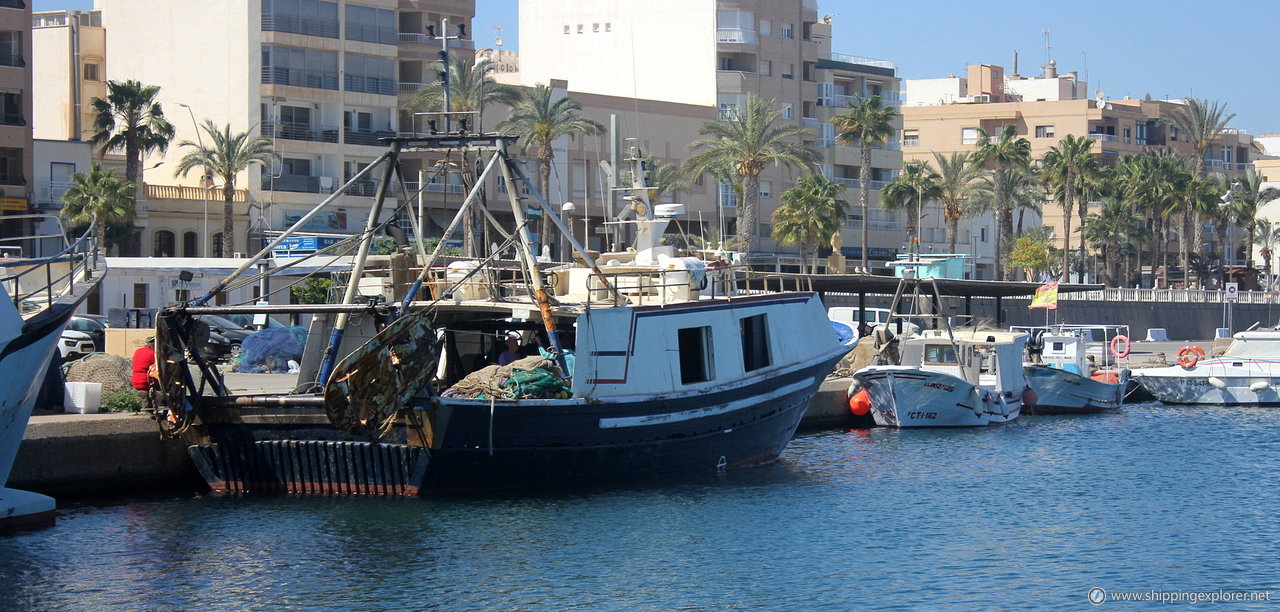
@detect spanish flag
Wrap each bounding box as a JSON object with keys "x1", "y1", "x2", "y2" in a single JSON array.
[{"x1": 1029, "y1": 282, "x2": 1059, "y2": 310}]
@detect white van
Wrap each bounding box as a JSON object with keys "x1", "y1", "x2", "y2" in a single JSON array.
[{"x1": 827, "y1": 307, "x2": 920, "y2": 337}]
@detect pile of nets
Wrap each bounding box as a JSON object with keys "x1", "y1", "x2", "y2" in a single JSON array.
[
  {"x1": 65, "y1": 353, "x2": 132, "y2": 395},
  {"x1": 441, "y1": 355, "x2": 572, "y2": 400},
  {"x1": 235, "y1": 326, "x2": 309, "y2": 373}
]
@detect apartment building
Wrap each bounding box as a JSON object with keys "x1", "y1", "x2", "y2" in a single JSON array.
[
  {"x1": 904, "y1": 63, "x2": 1256, "y2": 278},
  {"x1": 60, "y1": 0, "x2": 474, "y2": 259},
  {"x1": 518, "y1": 0, "x2": 904, "y2": 271},
  {"x1": 0, "y1": 0, "x2": 32, "y2": 241}
]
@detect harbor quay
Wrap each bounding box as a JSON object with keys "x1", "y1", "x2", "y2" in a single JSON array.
[{"x1": 11, "y1": 339, "x2": 1208, "y2": 499}]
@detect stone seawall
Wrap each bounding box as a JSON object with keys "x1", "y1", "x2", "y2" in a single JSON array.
[{"x1": 822, "y1": 294, "x2": 1276, "y2": 341}]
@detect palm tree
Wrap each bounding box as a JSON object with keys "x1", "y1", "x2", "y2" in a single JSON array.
[
  {"x1": 1082, "y1": 198, "x2": 1147, "y2": 287},
  {"x1": 403, "y1": 57, "x2": 521, "y2": 256},
  {"x1": 497, "y1": 83, "x2": 603, "y2": 255},
  {"x1": 881, "y1": 160, "x2": 942, "y2": 259},
  {"x1": 172, "y1": 121, "x2": 274, "y2": 257},
  {"x1": 772, "y1": 174, "x2": 848, "y2": 273},
  {"x1": 970, "y1": 125, "x2": 1031, "y2": 280},
  {"x1": 60, "y1": 162, "x2": 136, "y2": 253},
  {"x1": 1226, "y1": 168, "x2": 1280, "y2": 269},
  {"x1": 1041, "y1": 134, "x2": 1097, "y2": 279},
  {"x1": 831, "y1": 95, "x2": 899, "y2": 272},
  {"x1": 1167, "y1": 97, "x2": 1235, "y2": 180},
  {"x1": 967, "y1": 166, "x2": 1044, "y2": 234},
  {"x1": 932, "y1": 152, "x2": 981, "y2": 255},
  {"x1": 685, "y1": 94, "x2": 819, "y2": 259},
  {"x1": 89, "y1": 80, "x2": 176, "y2": 189},
  {"x1": 1188, "y1": 174, "x2": 1229, "y2": 287}
]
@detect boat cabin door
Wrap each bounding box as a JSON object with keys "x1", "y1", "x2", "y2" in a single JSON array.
[{"x1": 1041, "y1": 334, "x2": 1086, "y2": 374}]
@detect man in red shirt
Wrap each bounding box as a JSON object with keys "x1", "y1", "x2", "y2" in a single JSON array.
[{"x1": 132, "y1": 337, "x2": 156, "y2": 411}]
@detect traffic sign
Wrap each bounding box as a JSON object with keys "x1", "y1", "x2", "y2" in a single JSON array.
[{"x1": 1225, "y1": 282, "x2": 1239, "y2": 301}]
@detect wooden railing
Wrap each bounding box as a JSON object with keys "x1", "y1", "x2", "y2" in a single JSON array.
[{"x1": 147, "y1": 184, "x2": 248, "y2": 202}]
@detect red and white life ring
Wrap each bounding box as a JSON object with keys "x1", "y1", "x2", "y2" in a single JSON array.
[{"x1": 1109, "y1": 334, "x2": 1131, "y2": 359}]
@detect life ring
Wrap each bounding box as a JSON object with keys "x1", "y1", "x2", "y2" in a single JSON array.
[
  {"x1": 1109, "y1": 334, "x2": 1131, "y2": 359},
  {"x1": 1176, "y1": 345, "x2": 1206, "y2": 369}
]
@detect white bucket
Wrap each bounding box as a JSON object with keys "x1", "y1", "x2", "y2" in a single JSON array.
[{"x1": 64, "y1": 382, "x2": 102, "y2": 414}]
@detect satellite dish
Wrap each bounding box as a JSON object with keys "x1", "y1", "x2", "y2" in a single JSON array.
[{"x1": 1094, "y1": 89, "x2": 1110, "y2": 110}]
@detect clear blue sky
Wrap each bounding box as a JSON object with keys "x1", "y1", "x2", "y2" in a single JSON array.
[{"x1": 35, "y1": 0, "x2": 1280, "y2": 135}]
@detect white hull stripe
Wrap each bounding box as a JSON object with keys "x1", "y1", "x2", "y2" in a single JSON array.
[{"x1": 598, "y1": 377, "x2": 816, "y2": 429}]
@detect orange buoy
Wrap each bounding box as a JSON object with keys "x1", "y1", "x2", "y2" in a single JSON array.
[
  {"x1": 1176, "y1": 345, "x2": 1205, "y2": 369},
  {"x1": 848, "y1": 389, "x2": 871, "y2": 416},
  {"x1": 1021, "y1": 387, "x2": 1038, "y2": 407}
]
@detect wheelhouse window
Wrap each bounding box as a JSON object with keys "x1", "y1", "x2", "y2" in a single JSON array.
[
  {"x1": 678, "y1": 326, "x2": 714, "y2": 384},
  {"x1": 924, "y1": 344, "x2": 957, "y2": 364},
  {"x1": 740, "y1": 314, "x2": 771, "y2": 371}
]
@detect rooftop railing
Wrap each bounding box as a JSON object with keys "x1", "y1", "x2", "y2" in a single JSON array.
[{"x1": 822, "y1": 52, "x2": 896, "y2": 70}]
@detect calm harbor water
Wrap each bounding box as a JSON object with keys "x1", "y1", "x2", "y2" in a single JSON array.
[{"x1": 2, "y1": 403, "x2": 1279, "y2": 609}]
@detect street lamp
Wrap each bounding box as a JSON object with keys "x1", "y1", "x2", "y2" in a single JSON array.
[
  {"x1": 561, "y1": 201, "x2": 575, "y2": 261},
  {"x1": 177, "y1": 102, "x2": 212, "y2": 257}
]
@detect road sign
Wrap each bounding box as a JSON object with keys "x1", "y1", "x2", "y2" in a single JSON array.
[{"x1": 1225, "y1": 282, "x2": 1239, "y2": 301}]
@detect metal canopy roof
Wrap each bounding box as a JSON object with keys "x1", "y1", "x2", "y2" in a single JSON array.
[{"x1": 772, "y1": 273, "x2": 1102, "y2": 298}]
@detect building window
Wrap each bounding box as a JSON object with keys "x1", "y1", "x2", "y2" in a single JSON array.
[
  {"x1": 0, "y1": 92, "x2": 20, "y2": 126},
  {"x1": 903, "y1": 129, "x2": 919, "y2": 147},
  {"x1": 1170, "y1": 126, "x2": 1179, "y2": 142},
  {"x1": 781, "y1": 23, "x2": 793, "y2": 39},
  {"x1": 261, "y1": 45, "x2": 339, "y2": 90},
  {"x1": 758, "y1": 222, "x2": 770, "y2": 238},
  {"x1": 82, "y1": 62, "x2": 100, "y2": 81},
  {"x1": 183, "y1": 231, "x2": 198, "y2": 257},
  {"x1": 1035, "y1": 125, "x2": 1055, "y2": 138},
  {"x1": 577, "y1": 24, "x2": 583, "y2": 34},
  {"x1": 262, "y1": 0, "x2": 339, "y2": 39},
  {"x1": 760, "y1": 19, "x2": 771, "y2": 36},
  {"x1": 0, "y1": 31, "x2": 21, "y2": 67},
  {"x1": 980, "y1": 227, "x2": 988, "y2": 243},
  {"x1": 592, "y1": 23, "x2": 599, "y2": 33},
  {"x1": 781, "y1": 104, "x2": 792, "y2": 120},
  {"x1": 0, "y1": 148, "x2": 22, "y2": 185},
  {"x1": 961, "y1": 127, "x2": 980, "y2": 145},
  {"x1": 344, "y1": 4, "x2": 396, "y2": 45},
  {"x1": 133, "y1": 283, "x2": 148, "y2": 309},
  {"x1": 760, "y1": 60, "x2": 771, "y2": 77},
  {"x1": 563, "y1": 25, "x2": 570, "y2": 34},
  {"x1": 343, "y1": 53, "x2": 396, "y2": 95},
  {"x1": 782, "y1": 63, "x2": 793, "y2": 79},
  {"x1": 740, "y1": 314, "x2": 771, "y2": 371},
  {"x1": 677, "y1": 326, "x2": 714, "y2": 384},
  {"x1": 760, "y1": 181, "x2": 772, "y2": 198},
  {"x1": 153, "y1": 230, "x2": 175, "y2": 257}
]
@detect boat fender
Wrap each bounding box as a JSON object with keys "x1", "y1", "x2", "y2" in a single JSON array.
[
  {"x1": 1207, "y1": 376, "x2": 1227, "y2": 389},
  {"x1": 1021, "y1": 387, "x2": 1038, "y2": 408},
  {"x1": 995, "y1": 393, "x2": 1011, "y2": 416},
  {"x1": 1109, "y1": 334, "x2": 1131, "y2": 359},
  {"x1": 1249, "y1": 381, "x2": 1270, "y2": 393},
  {"x1": 1176, "y1": 345, "x2": 1205, "y2": 369},
  {"x1": 848, "y1": 389, "x2": 871, "y2": 416}
]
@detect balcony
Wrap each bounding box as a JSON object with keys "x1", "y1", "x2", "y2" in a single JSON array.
[
  {"x1": 833, "y1": 178, "x2": 890, "y2": 190},
  {"x1": 261, "y1": 66, "x2": 339, "y2": 91},
  {"x1": 261, "y1": 13, "x2": 339, "y2": 38},
  {"x1": 0, "y1": 0, "x2": 25, "y2": 9},
  {"x1": 399, "y1": 82, "x2": 425, "y2": 93},
  {"x1": 262, "y1": 121, "x2": 339, "y2": 144},
  {"x1": 345, "y1": 129, "x2": 396, "y2": 147},
  {"x1": 1087, "y1": 133, "x2": 1118, "y2": 143},
  {"x1": 822, "y1": 52, "x2": 896, "y2": 71},
  {"x1": 0, "y1": 112, "x2": 23, "y2": 127},
  {"x1": 397, "y1": 32, "x2": 474, "y2": 49},
  {"x1": 346, "y1": 179, "x2": 378, "y2": 197},
  {"x1": 1236, "y1": 163, "x2": 1255, "y2": 172},
  {"x1": 344, "y1": 75, "x2": 396, "y2": 96},
  {"x1": 261, "y1": 175, "x2": 330, "y2": 194},
  {"x1": 1204, "y1": 159, "x2": 1229, "y2": 170},
  {"x1": 717, "y1": 28, "x2": 758, "y2": 45},
  {"x1": 803, "y1": 117, "x2": 820, "y2": 131},
  {"x1": 0, "y1": 54, "x2": 24, "y2": 68}
]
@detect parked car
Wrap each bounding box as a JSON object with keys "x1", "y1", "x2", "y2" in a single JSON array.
[
  {"x1": 66, "y1": 314, "x2": 109, "y2": 352},
  {"x1": 196, "y1": 314, "x2": 253, "y2": 359},
  {"x1": 57, "y1": 329, "x2": 96, "y2": 361},
  {"x1": 199, "y1": 330, "x2": 234, "y2": 362},
  {"x1": 220, "y1": 313, "x2": 289, "y2": 331}
]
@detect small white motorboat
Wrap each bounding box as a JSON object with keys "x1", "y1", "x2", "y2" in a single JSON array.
[{"x1": 1130, "y1": 330, "x2": 1280, "y2": 405}]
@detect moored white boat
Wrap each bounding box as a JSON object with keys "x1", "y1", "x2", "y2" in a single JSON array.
[
  {"x1": 852, "y1": 325, "x2": 1029, "y2": 428},
  {"x1": 1130, "y1": 330, "x2": 1280, "y2": 405},
  {"x1": 0, "y1": 216, "x2": 103, "y2": 532}
]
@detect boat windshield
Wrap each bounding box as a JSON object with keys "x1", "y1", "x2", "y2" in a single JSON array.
[{"x1": 1222, "y1": 338, "x2": 1280, "y2": 358}]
